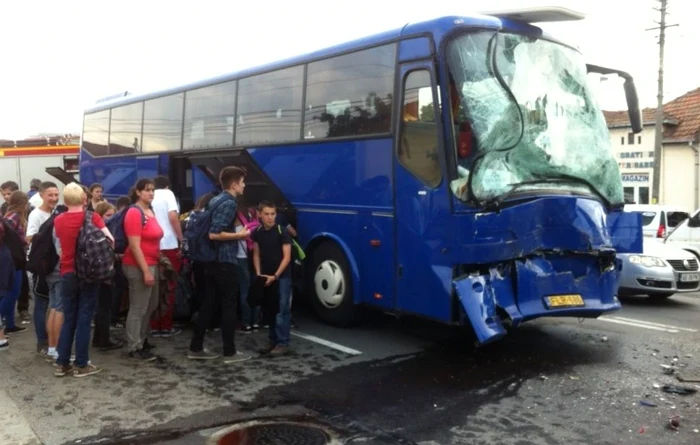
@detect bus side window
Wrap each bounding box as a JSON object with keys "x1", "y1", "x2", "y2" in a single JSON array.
[{"x1": 399, "y1": 70, "x2": 441, "y2": 188}]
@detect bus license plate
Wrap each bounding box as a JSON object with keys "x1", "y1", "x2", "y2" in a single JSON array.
[
  {"x1": 680, "y1": 273, "x2": 700, "y2": 282},
  {"x1": 546, "y1": 294, "x2": 585, "y2": 308}
]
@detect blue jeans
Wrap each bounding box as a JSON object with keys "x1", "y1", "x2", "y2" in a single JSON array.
[
  {"x1": 57, "y1": 273, "x2": 99, "y2": 368},
  {"x1": 269, "y1": 277, "x2": 292, "y2": 347},
  {"x1": 34, "y1": 292, "x2": 49, "y2": 349},
  {"x1": 237, "y1": 260, "x2": 259, "y2": 326},
  {"x1": 0, "y1": 269, "x2": 22, "y2": 329}
]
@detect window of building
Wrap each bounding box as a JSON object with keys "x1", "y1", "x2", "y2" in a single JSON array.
[
  {"x1": 109, "y1": 102, "x2": 143, "y2": 154},
  {"x1": 82, "y1": 110, "x2": 110, "y2": 156},
  {"x1": 638, "y1": 135, "x2": 642, "y2": 144},
  {"x1": 638, "y1": 186, "x2": 649, "y2": 204},
  {"x1": 399, "y1": 70, "x2": 441, "y2": 187},
  {"x1": 628, "y1": 132, "x2": 635, "y2": 145},
  {"x1": 304, "y1": 44, "x2": 396, "y2": 139},
  {"x1": 236, "y1": 66, "x2": 304, "y2": 145},
  {"x1": 183, "y1": 81, "x2": 237, "y2": 150},
  {"x1": 621, "y1": 136, "x2": 625, "y2": 145},
  {"x1": 623, "y1": 187, "x2": 635, "y2": 204},
  {"x1": 142, "y1": 93, "x2": 184, "y2": 153}
]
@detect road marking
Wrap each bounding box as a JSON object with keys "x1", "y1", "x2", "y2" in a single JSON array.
[
  {"x1": 291, "y1": 332, "x2": 362, "y2": 356},
  {"x1": 610, "y1": 316, "x2": 698, "y2": 333},
  {"x1": 598, "y1": 317, "x2": 679, "y2": 333},
  {"x1": 598, "y1": 316, "x2": 697, "y2": 333}
]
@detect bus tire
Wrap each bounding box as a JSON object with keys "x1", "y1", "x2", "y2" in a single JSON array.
[{"x1": 309, "y1": 241, "x2": 356, "y2": 327}]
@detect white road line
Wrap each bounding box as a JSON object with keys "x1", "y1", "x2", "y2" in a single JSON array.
[
  {"x1": 609, "y1": 316, "x2": 698, "y2": 333},
  {"x1": 291, "y1": 332, "x2": 363, "y2": 356},
  {"x1": 597, "y1": 317, "x2": 680, "y2": 333}
]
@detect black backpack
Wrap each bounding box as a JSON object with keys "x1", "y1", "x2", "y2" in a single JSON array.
[
  {"x1": 75, "y1": 210, "x2": 115, "y2": 283},
  {"x1": 26, "y1": 206, "x2": 67, "y2": 276},
  {"x1": 1, "y1": 218, "x2": 26, "y2": 270}
]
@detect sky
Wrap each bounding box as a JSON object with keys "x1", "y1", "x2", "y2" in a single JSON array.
[{"x1": 0, "y1": 0, "x2": 697, "y2": 140}]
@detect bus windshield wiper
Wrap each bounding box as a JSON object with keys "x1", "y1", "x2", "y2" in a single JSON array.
[{"x1": 482, "y1": 176, "x2": 613, "y2": 212}]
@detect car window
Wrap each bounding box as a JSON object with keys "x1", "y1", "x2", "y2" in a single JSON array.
[
  {"x1": 639, "y1": 211, "x2": 656, "y2": 226},
  {"x1": 667, "y1": 211, "x2": 690, "y2": 228}
]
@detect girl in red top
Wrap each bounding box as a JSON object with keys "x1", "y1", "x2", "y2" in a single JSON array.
[
  {"x1": 123, "y1": 178, "x2": 164, "y2": 361},
  {"x1": 0, "y1": 191, "x2": 29, "y2": 333}
]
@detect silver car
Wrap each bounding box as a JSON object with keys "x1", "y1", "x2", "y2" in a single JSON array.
[{"x1": 618, "y1": 240, "x2": 700, "y2": 299}]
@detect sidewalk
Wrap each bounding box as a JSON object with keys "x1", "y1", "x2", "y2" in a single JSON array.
[{"x1": 0, "y1": 388, "x2": 43, "y2": 445}]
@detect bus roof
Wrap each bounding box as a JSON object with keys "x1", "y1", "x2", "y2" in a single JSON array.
[{"x1": 84, "y1": 12, "x2": 561, "y2": 114}]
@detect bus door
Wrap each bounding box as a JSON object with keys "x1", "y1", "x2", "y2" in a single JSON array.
[{"x1": 393, "y1": 62, "x2": 453, "y2": 322}]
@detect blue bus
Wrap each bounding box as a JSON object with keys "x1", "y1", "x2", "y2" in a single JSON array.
[{"x1": 69, "y1": 7, "x2": 643, "y2": 344}]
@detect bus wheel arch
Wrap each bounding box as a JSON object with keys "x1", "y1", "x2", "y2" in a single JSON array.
[{"x1": 305, "y1": 236, "x2": 359, "y2": 327}]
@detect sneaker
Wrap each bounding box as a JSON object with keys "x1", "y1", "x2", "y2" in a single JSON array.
[
  {"x1": 0, "y1": 341, "x2": 8, "y2": 351},
  {"x1": 54, "y1": 364, "x2": 74, "y2": 377},
  {"x1": 290, "y1": 319, "x2": 298, "y2": 329},
  {"x1": 159, "y1": 328, "x2": 182, "y2": 338},
  {"x1": 20, "y1": 311, "x2": 31, "y2": 325},
  {"x1": 222, "y1": 351, "x2": 252, "y2": 364},
  {"x1": 37, "y1": 348, "x2": 50, "y2": 360},
  {"x1": 268, "y1": 346, "x2": 290, "y2": 357},
  {"x1": 252, "y1": 324, "x2": 260, "y2": 331},
  {"x1": 150, "y1": 330, "x2": 163, "y2": 338},
  {"x1": 5, "y1": 326, "x2": 27, "y2": 334},
  {"x1": 93, "y1": 340, "x2": 125, "y2": 351},
  {"x1": 188, "y1": 349, "x2": 219, "y2": 360},
  {"x1": 128, "y1": 349, "x2": 157, "y2": 362},
  {"x1": 74, "y1": 363, "x2": 102, "y2": 378},
  {"x1": 258, "y1": 344, "x2": 276, "y2": 355},
  {"x1": 239, "y1": 326, "x2": 253, "y2": 334}
]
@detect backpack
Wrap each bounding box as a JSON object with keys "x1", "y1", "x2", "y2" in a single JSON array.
[
  {"x1": 26, "y1": 206, "x2": 67, "y2": 276},
  {"x1": 105, "y1": 205, "x2": 146, "y2": 254},
  {"x1": 183, "y1": 197, "x2": 228, "y2": 262},
  {"x1": 75, "y1": 210, "x2": 115, "y2": 283},
  {"x1": 1, "y1": 218, "x2": 26, "y2": 270},
  {"x1": 237, "y1": 209, "x2": 260, "y2": 252}
]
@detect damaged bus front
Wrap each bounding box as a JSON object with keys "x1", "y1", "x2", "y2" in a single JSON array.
[{"x1": 444, "y1": 29, "x2": 643, "y2": 344}]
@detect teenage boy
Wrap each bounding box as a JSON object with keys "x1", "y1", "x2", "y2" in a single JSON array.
[
  {"x1": 26, "y1": 181, "x2": 61, "y2": 360},
  {"x1": 54, "y1": 183, "x2": 113, "y2": 377},
  {"x1": 252, "y1": 201, "x2": 292, "y2": 356},
  {"x1": 0, "y1": 180, "x2": 19, "y2": 216},
  {"x1": 188, "y1": 166, "x2": 251, "y2": 363}
]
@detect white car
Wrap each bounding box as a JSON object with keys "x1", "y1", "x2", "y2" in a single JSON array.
[
  {"x1": 617, "y1": 240, "x2": 700, "y2": 299},
  {"x1": 625, "y1": 204, "x2": 690, "y2": 239}
]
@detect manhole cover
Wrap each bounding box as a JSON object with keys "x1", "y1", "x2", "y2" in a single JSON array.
[{"x1": 214, "y1": 421, "x2": 334, "y2": 445}]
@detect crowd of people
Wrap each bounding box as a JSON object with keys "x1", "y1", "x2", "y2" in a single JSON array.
[{"x1": 0, "y1": 166, "x2": 297, "y2": 377}]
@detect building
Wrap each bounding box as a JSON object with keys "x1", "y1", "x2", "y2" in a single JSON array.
[{"x1": 603, "y1": 87, "x2": 700, "y2": 212}]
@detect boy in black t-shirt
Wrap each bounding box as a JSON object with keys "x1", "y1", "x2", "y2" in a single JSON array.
[{"x1": 252, "y1": 201, "x2": 292, "y2": 356}]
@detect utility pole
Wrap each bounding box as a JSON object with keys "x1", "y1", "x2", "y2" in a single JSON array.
[{"x1": 647, "y1": 0, "x2": 678, "y2": 204}]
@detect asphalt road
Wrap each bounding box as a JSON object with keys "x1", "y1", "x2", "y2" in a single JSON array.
[{"x1": 2, "y1": 292, "x2": 700, "y2": 445}]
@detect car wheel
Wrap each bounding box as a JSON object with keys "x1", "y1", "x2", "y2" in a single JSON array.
[
  {"x1": 309, "y1": 242, "x2": 356, "y2": 327},
  {"x1": 647, "y1": 292, "x2": 674, "y2": 299}
]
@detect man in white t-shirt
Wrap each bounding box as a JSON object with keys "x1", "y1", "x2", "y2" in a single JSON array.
[
  {"x1": 150, "y1": 175, "x2": 183, "y2": 337},
  {"x1": 26, "y1": 181, "x2": 62, "y2": 360}
]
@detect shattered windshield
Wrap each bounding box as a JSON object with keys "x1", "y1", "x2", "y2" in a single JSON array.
[{"x1": 446, "y1": 32, "x2": 623, "y2": 207}]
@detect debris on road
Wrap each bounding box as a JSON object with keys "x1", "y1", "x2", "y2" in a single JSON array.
[
  {"x1": 676, "y1": 374, "x2": 700, "y2": 383},
  {"x1": 661, "y1": 364, "x2": 675, "y2": 375},
  {"x1": 668, "y1": 415, "x2": 681, "y2": 431},
  {"x1": 639, "y1": 400, "x2": 657, "y2": 407},
  {"x1": 601, "y1": 336, "x2": 608, "y2": 342},
  {"x1": 661, "y1": 385, "x2": 698, "y2": 396}
]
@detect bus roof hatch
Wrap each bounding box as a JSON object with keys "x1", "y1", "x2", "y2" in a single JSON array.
[{"x1": 479, "y1": 6, "x2": 585, "y2": 23}]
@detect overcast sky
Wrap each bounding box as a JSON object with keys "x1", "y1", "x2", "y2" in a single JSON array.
[{"x1": 0, "y1": 0, "x2": 697, "y2": 139}]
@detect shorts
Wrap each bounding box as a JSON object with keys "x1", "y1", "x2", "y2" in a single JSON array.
[{"x1": 47, "y1": 273, "x2": 63, "y2": 312}]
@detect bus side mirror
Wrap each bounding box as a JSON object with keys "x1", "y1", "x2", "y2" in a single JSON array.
[{"x1": 623, "y1": 78, "x2": 642, "y2": 134}]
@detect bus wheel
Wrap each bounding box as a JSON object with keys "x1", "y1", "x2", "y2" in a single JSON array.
[{"x1": 310, "y1": 242, "x2": 356, "y2": 327}]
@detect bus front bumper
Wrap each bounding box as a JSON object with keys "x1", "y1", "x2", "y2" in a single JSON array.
[{"x1": 453, "y1": 256, "x2": 622, "y2": 345}]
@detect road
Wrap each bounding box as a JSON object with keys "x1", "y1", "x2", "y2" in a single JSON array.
[{"x1": 1, "y1": 292, "x2": 700, "y2": 445}]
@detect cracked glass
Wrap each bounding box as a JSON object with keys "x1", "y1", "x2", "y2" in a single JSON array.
[{"x1": 446, "y1": 32, "x2": 623, "y2": 207}]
